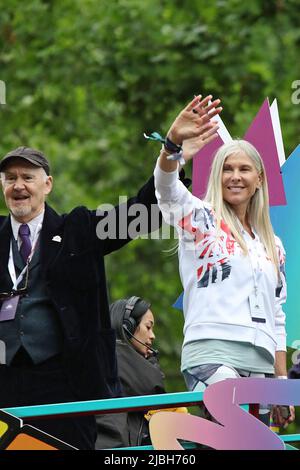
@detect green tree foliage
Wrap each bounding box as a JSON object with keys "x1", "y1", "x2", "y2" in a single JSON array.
[{"x1": 0, "y1": 0, "x2": 299, "y2": 397}]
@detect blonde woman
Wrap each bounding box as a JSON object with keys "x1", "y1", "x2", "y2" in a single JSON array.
[{"x1": 154, "y1": 95, "x2": 294, "y2": 427}]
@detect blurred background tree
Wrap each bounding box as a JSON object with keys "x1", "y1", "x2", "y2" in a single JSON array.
[{"x1": 0, "y1": 0, "x2": 299, "y2": 431}]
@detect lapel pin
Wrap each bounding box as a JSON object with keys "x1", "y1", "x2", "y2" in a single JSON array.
[{"x1": 52, "y1": 235, "x2": 62, "y2": 243}]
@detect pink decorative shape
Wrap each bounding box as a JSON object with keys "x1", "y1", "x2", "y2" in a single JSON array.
[
  {"x1": 244, "y1": 98, "x2": 286, "y2": 206},
  {"x1": 192, "y1": 135, "x2": 224, "y2": 199},
  {"x1": 192, "y1": 99, "x2": 286, "y2": 206}
]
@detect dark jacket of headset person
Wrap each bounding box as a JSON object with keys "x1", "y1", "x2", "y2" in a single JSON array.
[{"x1": 95, "y1": 296, "x2": 165, "y2": 449}]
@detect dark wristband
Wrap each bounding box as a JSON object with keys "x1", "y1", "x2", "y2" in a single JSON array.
[{"x1": 164, "y1": 136, "x2": 182, "y2": 154}]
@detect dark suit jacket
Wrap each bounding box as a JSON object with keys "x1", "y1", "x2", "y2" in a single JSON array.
[{"x1": 0, "y1": 175, "x2": 161, "y2": 401}]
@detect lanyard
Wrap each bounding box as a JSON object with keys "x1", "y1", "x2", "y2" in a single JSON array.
[
  {"x1": 248, "y1": 239, "x2": 260, "y2": 294},
  {"x1": 236, "y1": 220, "x2": 261, "y2": 295},
  {"x1": 242, "y1": 231, "x2": 261, "y2": 292},
  {"x1": 243, "y1": 231, "x2": 267, "y2": 322},
  {"x1": 8, "y1": 223, "x2": 42, "y2": 289}
]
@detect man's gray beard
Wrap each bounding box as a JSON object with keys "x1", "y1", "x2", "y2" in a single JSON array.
[{"x1": 10, "y1": 206, "x2": 31, "y2": 219}]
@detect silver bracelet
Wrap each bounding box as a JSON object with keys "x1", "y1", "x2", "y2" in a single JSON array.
[{"x1": 166, "y1": 149, "x2": 186, "y2": 166}]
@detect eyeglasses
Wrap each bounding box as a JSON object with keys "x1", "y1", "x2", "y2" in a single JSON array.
[{"x1": 0, "y1": 263, "x2": 29, "y2": 301}]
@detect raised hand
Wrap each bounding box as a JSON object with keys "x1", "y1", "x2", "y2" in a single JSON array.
[
  {"x1": 182, "y1": 122, "x2": 219, "y2": 163},
  {"x1": 167, "y1": 94, "x2": 222, "y2": 146}
]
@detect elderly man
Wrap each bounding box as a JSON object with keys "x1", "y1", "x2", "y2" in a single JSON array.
[{"x1": 0, "y1": 146, "x2": 169, "y2": 449}]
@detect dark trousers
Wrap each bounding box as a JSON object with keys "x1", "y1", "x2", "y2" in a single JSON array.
[{"x1": 0, "y1": 349, "x2": 97, "y2": 450}]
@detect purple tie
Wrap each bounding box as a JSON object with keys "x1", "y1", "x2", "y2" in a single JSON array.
[{"x1": 19, "y1": 224, "x2": 32, "y2": 263}]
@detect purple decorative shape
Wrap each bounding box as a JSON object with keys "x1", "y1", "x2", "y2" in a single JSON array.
[
  {"x1": 192, "y1": 135, "x2": 225, "y2": 198},
  {"x1": 244, "y1": 98, "x2": 286, "y2": 206},
  {"x1": 192, "y1": 99, "x2": 286, "y2": 206}
]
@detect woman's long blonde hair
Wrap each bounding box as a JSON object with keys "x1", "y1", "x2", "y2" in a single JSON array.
[{"x1": 205, "y1": 139, "x2": 279, "y2": 270}]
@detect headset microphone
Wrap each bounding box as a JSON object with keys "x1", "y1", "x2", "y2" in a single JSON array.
[{"x1": 123, "y1": 325, "x2": 159, "y2": 357}]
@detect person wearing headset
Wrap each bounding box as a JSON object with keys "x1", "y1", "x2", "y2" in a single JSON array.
[
  {"x1": 95, "y1": 296, "x2": 162, "y2": 449},
  {"x1": 96, "y1": 296, "x2": 186, "y2": 449}
]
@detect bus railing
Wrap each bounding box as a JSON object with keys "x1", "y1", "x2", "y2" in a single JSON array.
[{"x1": 3, "y1": 391, "x2": 300, "y2": 450}]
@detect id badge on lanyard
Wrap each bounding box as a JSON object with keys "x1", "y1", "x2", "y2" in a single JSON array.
[
  {"x1": 249, "y1": 291, "x2": 266, "y2": 323},
  {"x1": 0, "y1": 295, "x2": 20, "y2": 321},
  {"x1": 246, "y1": 234, "x2": 267, "y2": 324},
  {"x1": 0, "y1": 242, "x2": 26, "y2": 322},
  {"x1": 0, "y1": 226, "x2": 40, "y2": 322}
]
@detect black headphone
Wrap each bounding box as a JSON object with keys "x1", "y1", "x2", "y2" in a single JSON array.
[{"x1": 122, "y1": 296, "x2": 141, "y2": 337}]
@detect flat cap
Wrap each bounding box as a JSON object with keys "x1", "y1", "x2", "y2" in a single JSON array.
[{"x1": 0, "y1": 146, "x2": 50, "y2": 175}]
